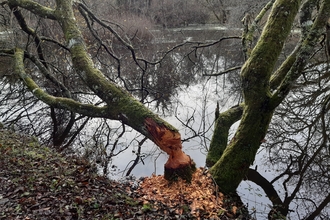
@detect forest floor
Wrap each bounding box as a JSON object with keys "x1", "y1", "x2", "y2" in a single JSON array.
[{"x1": 0, "y1": 128, "x2": 250, "y2": 220}]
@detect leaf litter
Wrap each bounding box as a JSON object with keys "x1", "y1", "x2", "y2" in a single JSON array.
[
  {"x1": 0, "y1": 128, "x2": 249, "y2": 219},
  {"x1": 137, "y1": 168, "x2": 229, "y2": 219}
]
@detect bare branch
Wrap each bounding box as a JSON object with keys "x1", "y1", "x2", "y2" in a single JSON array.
[
  {"x1": 7, "y1": 0, "x2": 56, "y2": 19},
  {"x1": 125, "y1": 137, "x2": 147, "y2": 176},
  {"x1": 24, "y1": 52, "x2": 72, "y2": 98},
  {"x1": 13, "y1": 48, "x2": 108, "y2": 117},
  {"x1": 77, "y1": 2, "x2": 133, "y2": 51},
  {"x1": 203, "y1": 65, "x2": 242, "y2": 77},
  {"x1": 304, "y1": 193, "x2": 330, "y2": 220},
  {"x1": 40, "y1": 36, "x2": 69, "y2": 51},
  {"x1": 245, "y1": 168, "x2": 288, "y2": 217}
]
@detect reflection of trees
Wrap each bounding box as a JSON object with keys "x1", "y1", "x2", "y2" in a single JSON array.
[
  {"x1": 148, "y1": 0, "x2": 209, "y2": 28},
  {"x1": 258, "y1": 63, "x2": 330, "y2": 219},
  {"x1": 202, "y1": 0, "x2": 269, "y2": 26}
]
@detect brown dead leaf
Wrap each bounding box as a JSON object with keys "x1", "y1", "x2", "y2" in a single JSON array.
[
  {"x1": 137, "y1": 167, "x2": 225, "y2": 218},
  {"x1": 232, "y1": 205, "x2": 238, "y2": 214}
]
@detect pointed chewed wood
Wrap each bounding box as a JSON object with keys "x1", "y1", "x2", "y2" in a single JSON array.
[{"x1": 145, "y1": 117, "x2": 196, "y2": 182}]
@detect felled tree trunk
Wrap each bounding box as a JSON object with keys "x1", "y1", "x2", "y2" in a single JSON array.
[{"x1": 145, "y1": 118, "x2": 196, "y2": 182}]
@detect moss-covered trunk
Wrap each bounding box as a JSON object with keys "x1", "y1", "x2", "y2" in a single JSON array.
[
  {"x1": 209, "y1": 0, "x2": 301, "y2": 194},
  {"x1": 209, "y1": 103, "x2": 274, "y2": 193},
  {"x1": 209, "y1": 0, "x2": 329, "y2": 195}
]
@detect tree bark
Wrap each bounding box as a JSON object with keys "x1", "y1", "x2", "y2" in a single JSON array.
[
  {"x1": 209, "y1": 0, "x2": 330, "y2": 195},
  {"x1": 209, "y1": 0, "x2": 301, "y2": 194},
  {"x1": 206, "y1": 105, "x2": 243, "y2": 167}
]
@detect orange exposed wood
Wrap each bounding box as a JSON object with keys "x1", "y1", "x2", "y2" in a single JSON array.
[{"x1": 144, "y1": 117, "x2": 193, "y2": 173}]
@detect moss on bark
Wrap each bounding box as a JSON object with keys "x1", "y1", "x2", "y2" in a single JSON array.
[
  {"x1": 208, "y1": 0, "x2": 301, "y2": 194},
  {"x1": 241, "y1": 0, "x2": 300, "y2": 102},
  {"x1": 8, "y1": 0, "x2": 56, "y2": 19},
  {"x1": 210, "y1": 104, "x2": 274, "y2": 193},
  {"x1": 206, "y1": 105, "x2": 243, "y2": 167}
]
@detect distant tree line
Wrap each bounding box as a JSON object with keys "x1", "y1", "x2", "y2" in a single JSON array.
[
  {"x1": 114, "y1": 0, "x2": 209, "y2": 28},
  {"x1": 111, "y1": 0, "x2": 270, "y2": 27}
]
